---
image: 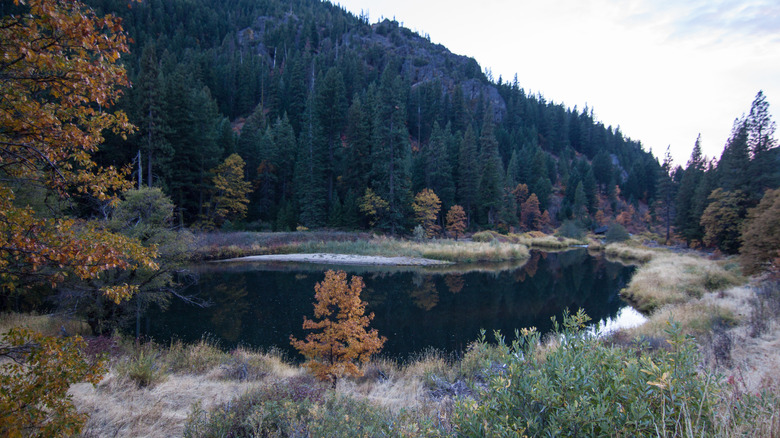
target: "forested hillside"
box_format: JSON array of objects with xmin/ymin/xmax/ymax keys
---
[
  {"xmin": 86, "ymin": 0, "xmax": 778, "ymax": 244},
  {"xmin": 85, "ymin": 0, "xmax": 659, "ymax": 233}
]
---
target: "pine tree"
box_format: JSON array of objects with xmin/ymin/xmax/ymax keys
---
[
  {"xmin": 478, "ymin": 106, "xmax": 504, "ymax": 225},
  {"xmin": 370, "ymin": 66, "xmax": 411, "ymax": 234},
  {"xmin": 675, "ymin": 135, "xmax": 706, "ymax": 245},
  {"xmin": 457, "ymin": 125, "xmax": 479, "ymax": 226},
  {"xmin": 136, "ymin": 43, "xmax": 172, "ymax": 187},
  {"xmin": 294, "ymin": 91, "xmax": 328, "ymax": 228},
  {"xmin": 342, "ymin": 94, "xmax": 373, "ymax": 196},
  {"xmin": 746, "ymin": 91, "xmax": 779, "ymax": 198},
  {"xmin": 424, "ymin": 122, "xmax": 456, "ymax": 208},
  {"xmin": 315, "ymin": 67, "xmax": 347, "ymax": 204},
  {"xmin": 658, "ymin": 147, "xmax": 677, "ymax": 244},
  {"xmin": 717, "ymin": 119, "xmax": 751, "ymax": 193}
]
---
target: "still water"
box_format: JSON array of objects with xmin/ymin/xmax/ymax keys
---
[{"xmin": 140, "ymin": 249, "xmax": 636, "ymax": 359}]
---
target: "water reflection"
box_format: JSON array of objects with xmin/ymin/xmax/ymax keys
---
[{"xmin": 140, "ymin": 249, "xmax": 635, "ymax": 359}]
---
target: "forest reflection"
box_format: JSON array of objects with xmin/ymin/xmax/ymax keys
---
[{"xmin": 140, "ymin": 249, "xmax": 635, "ymax": 359}]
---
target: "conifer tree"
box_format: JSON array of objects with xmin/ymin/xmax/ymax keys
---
[
  {"xmin": 136, "ymin": 43, "xmax": 172, "ymax": 187},
  {"xmin": 294, "ymin": 92, "xmax": 328, "ymax": 228},
  {"xmin": 315, "ymin": 67, "xmax": 347, "ymax": 204},
  {"xmin": 478, "ymin": 107, "xmax": 504, "ymax": 225},
  {"xmin": 370, "ymin": 66, "xmax": 411, "ymax": 234},
  {"xmin": 675, "ymin": 135, "xmax": 706, "ymax": 245},
  {"xmin": 343, "ymin": 95, "xmax": 373, "ymax": 196},
  {"xmin": 457, "ymin": 125, "xmax": 479, "ymax": 225},
  {"xmin": 424, "ymin": 122, "xmax": 456, "ymax": 208},
  {"xmin": 658, "ymin": 147, "xmax": 677, "ymax": 244}
]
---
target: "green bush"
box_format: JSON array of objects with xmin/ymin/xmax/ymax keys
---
[
  {"xmin": 183, "ymin": 376, "xmax": 444, "ymax": 437},
  {"xmin": 605, "ymin": 222, "xmax": 630, "ymax": 243},
  {"xmin": 118, "ymin": 347, "xmax": 166, "ymax": 388},
  {"xmin": 557, "ymin": 220, "xmax": 585, "ymax": 239},
  {"xmin": 453, "ymin": 310, "xmax": 718, "ymax": 437},
  {"xmin": 471, "ymin": 230, "xmax": 498, "ymax": 242}
]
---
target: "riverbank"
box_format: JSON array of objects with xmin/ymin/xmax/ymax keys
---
[
  {"xmin": 219, "ymin": 253, "xmax": 451, "ymax": 266},
  {"xmin": 195, "ymin": 231, "xmax": 532, "ymax": 263},
  {"xmin": 3, "ymin": 241, "xmax": 779, "ymax": 436}
]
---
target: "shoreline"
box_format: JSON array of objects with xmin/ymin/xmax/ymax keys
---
[{"xmin": 217, "ymin": 253, "xmax": 452, "ymax": 266}]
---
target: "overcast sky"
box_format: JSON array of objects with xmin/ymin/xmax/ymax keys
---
[{"xmin": 332, "ymin": 0, "xmax": 779, "ymax": 165}]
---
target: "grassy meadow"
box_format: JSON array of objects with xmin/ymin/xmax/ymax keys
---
[{"xmin": 3, "ymin": 234, "xmax": 780, "ymax": 436}]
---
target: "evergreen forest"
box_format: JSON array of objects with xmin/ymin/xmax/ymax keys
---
[{"xmin": 83, "ymin": 0, "xmax": 780, "ymax": 245}]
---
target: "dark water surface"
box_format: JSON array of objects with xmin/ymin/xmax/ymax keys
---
[{"xmin": 140, "ymin": 249, "xmax": 635, "ymax": 360}]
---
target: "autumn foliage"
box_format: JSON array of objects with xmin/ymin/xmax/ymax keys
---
[
  {"xmin": 291, "ymin": 270, "xmax": 385, "ymax": 387},
  {"xmin": 0, "ymin": 1, "xmax": 156, "ymax": 435},
  {"xmin": 201, "ymin": 153, "xmax": 252, "ymax": 229},
  {"xmin": 412, "ymin": 188, "xmax": 442, "ymax": 238},
  {"xmin": 0, "ymin": 328, "xmax": 105, "ymax": 437},
  {"xmin": 446, "ymin": 205, "xmax": 467, "ymax": 240},
  {"xmin": 740, "ymin": 188, "xmax": 780, "ymax": 275},
  {"xmin": 0, "ymin": 0, "xmax": 157, "ymax": 300}
]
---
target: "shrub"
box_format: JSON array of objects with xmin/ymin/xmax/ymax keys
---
[
  {"xmin": 453, "ymin": 310, "xmax": 718, "ymax": 437},
  {"xmin": 471, "ymin": 230, "xmax": 498, "ymax": 242},
  {"xmin": 605, "ymin": 222, "xmax": 630, "ymax": 243},
  {"xmin": 117, "ymin": 346, "xmax": 166, "ymax": 388},
  {"xmin": 557, "ymin": 220, "xmax": 585, "ymax": 239}
]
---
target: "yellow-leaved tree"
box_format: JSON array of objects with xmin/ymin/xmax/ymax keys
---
[
  {"xmin": 291, "ymin": 270, "xmax": 386, "ymax": 388},
  {"xmin": 201, "ymin": 153, "xmax": 252, "ymax": 229},
  {"xmin": 0, "ymin": 0, "xmax": 157, "ymax": 435},
  {"xmin": 413, "ymin": 188, "xmax": 442, "ymax": 238}
]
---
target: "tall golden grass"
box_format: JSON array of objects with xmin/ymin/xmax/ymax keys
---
[{"xmin": 620, "ymin": 253, "xmax": 742, "ymax": 313}]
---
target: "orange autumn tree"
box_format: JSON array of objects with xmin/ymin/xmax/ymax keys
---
[
  {"xmin": 446, "ymin": 204, "xmax": 467, "ymax": 240},
  {"xmin": 0, "ymin": 0, "xmax": 156, "ymax": 299},
  {"xmin": 291, "ymin": 270, "xmax": 386, "ymax": 388},
  {"xmin": 0, "ymin": 1, "xmax": 156, "ymax": 435}
]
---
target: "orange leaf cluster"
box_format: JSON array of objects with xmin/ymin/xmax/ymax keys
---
[
  {"xmin": 290, "ymin": 270, "xmax": 386, "ymax": 387},
  {"xmin": 0, "ymin": 0, "xmax": 155, "ymax": 295},
  {"xmin": 0, "ymin": 328, "xmax": 105, "ymax": 437},
  {"xmin": 446, "ymin": 204, "xmax": 467, "ymax": 240}
]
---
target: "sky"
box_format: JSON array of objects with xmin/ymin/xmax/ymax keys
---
[{"xmin": 331, "ymin": 0, "xmax": 780, "ymax": 165}]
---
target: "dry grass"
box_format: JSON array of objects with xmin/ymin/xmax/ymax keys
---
[
  {"xmin": 0, "ymin": 312, "xmax": 90, "ymax": 337},
  {"xmin": 73, "ymin": 371, "xmax": 265, "ymax": 438},
  {"xmin": 291, "ymin": 235, "xmax": 530, "ymax": 263},
  {"xmin": 620, "ymin": 253, "xmax": 742, "ymax": 313},
  {"xmin": 604, "ymin": 242, "xmax": 660, "ymax": 263}
]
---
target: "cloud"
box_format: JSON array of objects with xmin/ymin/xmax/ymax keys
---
[{"xmin": 621, "ymin": 0, "xmax": 780, "ymax": 45}]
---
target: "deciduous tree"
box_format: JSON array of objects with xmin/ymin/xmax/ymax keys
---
[
  {"xmin": 412, "ymin": 189, "xmax": 442, "ymax": 238},
  {"xmin": 0, "ymin": 0, "xmax": 156, "ymax": 300},
  {"xmin": 446, "ymin": 205, "xmax": 467, "ymax": 240},
  {"xmin": 290, "ymin": 270, "xmax": 385, "ymax": 388},
  {"xmin": 0, "ymin": 1, "xmax": 156, "ymax": 434},
  {"xmin": 740, "ymin": 188, "xmax": 780, "ymax": 275},
  {"xmin": 201, "ymin": 154, "xmax": 252, "ymax": 229},
  {"xmin": 701, "ymin": 189, "xmax": 748, "ymax": 254},
  {"xmin": 359, "ymin": 188, "xmax": 389, "ymax": 228}
]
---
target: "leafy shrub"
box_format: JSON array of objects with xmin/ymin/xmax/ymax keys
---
[
  {"xmin": 118, "ymin": 347, "xmax": 166, "ymax": 388},
  {"xmin": 453, "ymin": 310, "xmax": 718, "ymax": 437},
  {"xmin": 413, "ymin": 224, "xmax": 426, "ymax": 242},
  {"xmin": 471, "ymin": 230, "xmax": 498, "ymax": 242},
  {"xmin": 0, "ymin": 328, "xmax": 106, "ymax": 437},
  {"xmin": 557, "ymin": 220, "xmax": 585, "ymax": 239},
  {"xmin": 605, "ymin": 222, "xmax": 630, "ymax": 243}
]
